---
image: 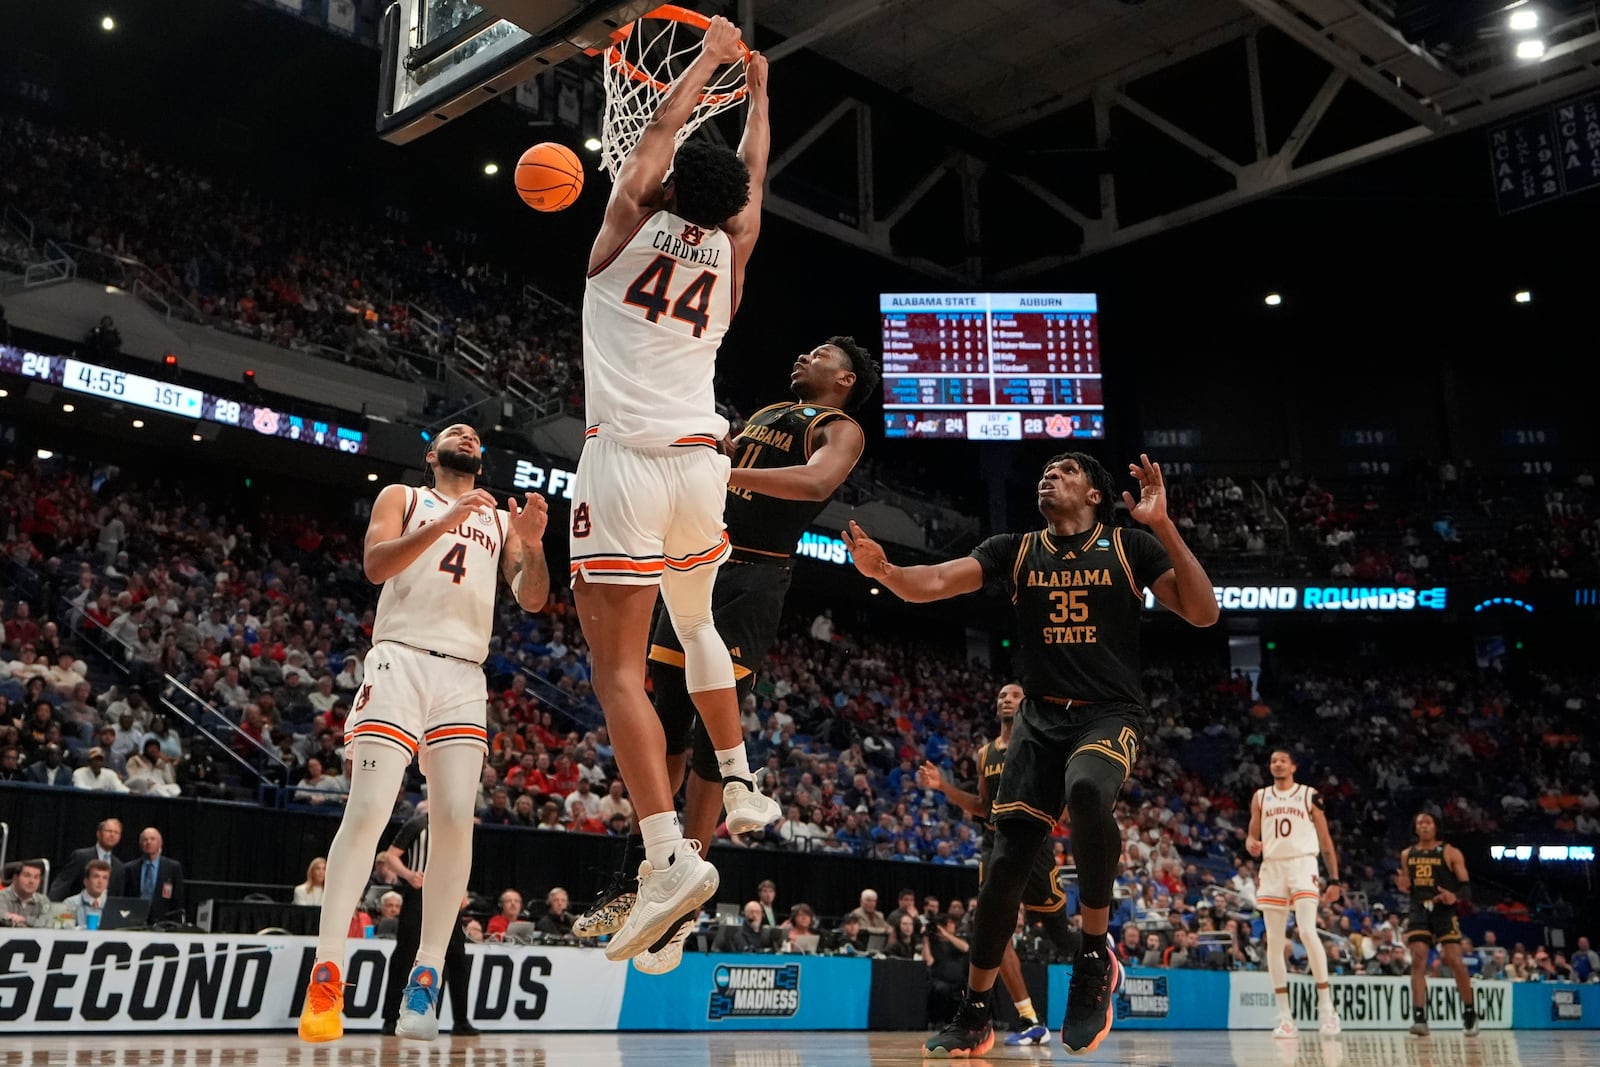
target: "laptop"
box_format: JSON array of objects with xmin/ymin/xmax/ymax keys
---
[
  {"xmin": 716, "ymin": 903, "xmax": 741, "ymax": 925},
  {"xmin": 864, "ymin": 932, "xmax": 888, "ymax": 955},
  {"xmin": 98, "ymin": 897, "xmax": 152, "ymax": 930},
  {"xmin": 789, "ymin": 933, "xmax": 820, "ymax": 955}
]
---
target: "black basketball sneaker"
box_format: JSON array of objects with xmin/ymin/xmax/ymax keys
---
[{"xmin": 573, "ymin": 872, "xmax": 637, "ymax": 939}]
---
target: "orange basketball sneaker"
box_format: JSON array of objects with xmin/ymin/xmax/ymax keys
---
[{"xmin": 298, "ymin": 961, "xmax": 345, "ymax": 1042}]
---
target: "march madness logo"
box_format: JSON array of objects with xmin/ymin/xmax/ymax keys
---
[
  {"xmin": 1115, "ymin": 975, "xmax": 1169, "ymax": 1020},
  {"xmin": 708, "ymin": 964, "xmax": 799, "ymax": 1021}
]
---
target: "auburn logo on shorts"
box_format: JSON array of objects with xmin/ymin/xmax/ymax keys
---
[
  {"xmin": 679, "ymin": 223, "xmax": 704, "ymax": 247},
  {"xmin": 572, "ymin": 502, "xmax": 593, "ymax": 538},
  {"xmin": 353, "ymin": 683, "xmax": 373, "ymax": 713}
]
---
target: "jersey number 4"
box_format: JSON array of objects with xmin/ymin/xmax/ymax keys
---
[
  {"xmin": 438, "ymin": 544, "xmax": 468, "ymax": 584},
  {"xmin": 623, "ymin": 254, "xmax": 718, "ymax": 337}
]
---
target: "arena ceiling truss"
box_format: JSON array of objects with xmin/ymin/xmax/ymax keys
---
[{"xmin": 722, "ymin": 0, "xmax": 1600, "ymax": 280}]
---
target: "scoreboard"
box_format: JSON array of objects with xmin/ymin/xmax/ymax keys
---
[{"xmin": 880, "ymin": 292, "xmax": 1105, "ymax": 441}]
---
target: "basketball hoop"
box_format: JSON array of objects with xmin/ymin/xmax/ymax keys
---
[{"xmin": 599, "ymin": 5, "xmax": 752, "ymax": 179}]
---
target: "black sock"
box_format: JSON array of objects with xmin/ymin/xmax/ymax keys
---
[
  {"xmin": 1413, "ymin": 1005, "xmax": 1426, "ymax": 1023},
  {"xmin": 1463, "ymin": 1002, "xmax": 1477, "ymax": 1019},
  {"xmin": 965, "ymin": 986, "xmax": 991, "ymax": 1013}
]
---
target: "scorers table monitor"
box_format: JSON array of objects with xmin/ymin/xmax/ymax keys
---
[{"xmin": 881, "ymin": 292, "xmax": 1105, "ymax": 442}]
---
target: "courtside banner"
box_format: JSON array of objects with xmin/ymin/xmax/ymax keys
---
[
  {"xmin": 1228, "ymin": 973, "xmax": 1512, "ymax": 1030},
  {"xmin": 1048, "ymin": 966, "xmax": 1230, "ymax": 1030},
  {"xmin": 0, "ymin": 932, "xmax": 625, "ymax": 1032},
  {"xmin": 1512, "ymin": 982, "xmax": 1600, "ymax": 1028},
  {"xmin": 618, "ymin": 953, "xmax": 870, "ymax": 1030}
]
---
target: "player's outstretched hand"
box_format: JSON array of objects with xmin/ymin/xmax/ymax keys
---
[
  {"xmin": 915, "ymin": 761, "xmax": 944, "ymax": 791},
  {"xmin": 507, "ymin": 492, "xmax": 549, "ymax": 544},
  {"xmin": 1121, "ymin": 453, "xmax": 1169, "ymax": 527},
  {"xmin": 701, "ymin": 15, "xmax": 744, "ymax": 65},
  {"xmin": 842, "ymin": 520, "xmax": 889, "ymax": 578},
  {"xmin": 746, "ymin": 51, "xmax": 768, "ymax": 97},
  {"xmin": 442, "ymin": 488, "xmax": 499, "ymax": 528}
]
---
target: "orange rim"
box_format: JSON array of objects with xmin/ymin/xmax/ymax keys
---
[{"xmin": 606, "ymin": 4, "xmax": 751, "ymax": 106}]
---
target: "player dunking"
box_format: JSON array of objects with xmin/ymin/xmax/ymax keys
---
[
  {"xmin": 1245, "ymin": 748, "xmax": 1343, "ymax": 1037},
  {"xmin": 918, "ymin": 682, "xmax": 1090, "ymax": 1046},
  {"xmin": 844, "ymin": 453, "xmax": 1218, "ymax": 1056},
  {"xmin": 571, "ymin": 15, "xmax": 778, "ymax": 961},
  {"xmin": 575, "ymin": 337, "xmax": 876, "ymax": 972},
  {"xmin": 298, "ymin": 424, "xmax": 549, "ymax": 1042},
  {"xmin": 1396, "ymin": 811, "xmax": 1478, "ymax": 1036}
]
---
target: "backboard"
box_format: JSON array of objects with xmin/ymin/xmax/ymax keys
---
[{"xmin": 377, "ymin": 0, "xmax": 654, "ymax": 144}]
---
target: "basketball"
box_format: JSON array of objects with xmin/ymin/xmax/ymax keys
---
[{"xmin": 515, "ymin": 142, "xmax": 584, "ymax": 212}]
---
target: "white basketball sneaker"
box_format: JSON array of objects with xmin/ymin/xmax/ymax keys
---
[
  {"xmin": 632, "ymin": 911, "xmax": 698, "ymax": 975},
  {"xmin": 723, "ymin": 778, "xmax": 781, "ymax": 834},
  {"xmin": 1319, "ymin": 1013, "xmax": 1342, "ymax": 1036},
  {"xmin": 1273, "ymin": 1018, "xmax": 1299, "ymax": 1039},
  {"xmin": 604, "ymin": 840, "xmax": 718, "ymax": 961}
]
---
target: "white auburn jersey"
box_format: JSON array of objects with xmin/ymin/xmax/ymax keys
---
[
  {"xmin": 371, "ymin": 486, "xmax": 506, "ymax": 664},
  {"xmin": 582, "ymin": 208, "xmax": 734, "ymax": 448},
  {"xmin": 1256, "ymin": 783, "xmax": 1321, "ymax": 861}
]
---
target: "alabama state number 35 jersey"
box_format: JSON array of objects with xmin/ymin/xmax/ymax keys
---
[
  {"xmin": 583, "ymin": 209, "xmax": 735, "ymax": 448},
  {"xmin": 372, "ymin": 486, "xmax": 506, "ymax": 664}
]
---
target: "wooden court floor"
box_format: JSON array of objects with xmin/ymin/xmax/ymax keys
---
[{"xmin": 1, "ymin": 1030, "xmax": 1588, "ymax": 1067}]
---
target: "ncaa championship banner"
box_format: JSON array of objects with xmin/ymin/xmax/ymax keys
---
[
  {"xmin": 0, "ymin": 931, "xmax": 625, "ymax": 1033},
  {"xmin": 619, "ymin": 953, "xmax": 870, "ymax": 1031},
  {"xmin": 1228, "ymin": 973, "xmax": 1512, "ymax": 1031}
]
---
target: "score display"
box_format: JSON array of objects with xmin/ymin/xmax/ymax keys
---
[
  {"xmin": 881, "ymin": 292, "xmax": 1106, "ymax": 441},
  {"xmin": 0, "ymin": 346, "xmax": 368, "ymax": 454}
]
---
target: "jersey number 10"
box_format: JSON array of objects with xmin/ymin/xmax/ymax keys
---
[{"xmin": 624, "ymin": 254, "xmax": 718, "ymax": 338}]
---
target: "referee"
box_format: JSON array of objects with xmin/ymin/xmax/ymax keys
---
[
  {"xmin": 845, "ymin": 452, "xmax": 1218, "ymax": 1056},
  {"xmin": 376, "ymin": 812, "xmax": 477, "ymax": 1035}
]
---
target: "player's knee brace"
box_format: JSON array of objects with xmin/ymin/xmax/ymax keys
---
[
  {"xmin": 661, "ymin": 571, "xmax": 735, "ymax": 694},
  {"xmin": 971, "ymin": 820, "xmax": 1051, "ymax": 969},
  {"xmin": 1063, "ymin": 755, "xmax": 1126, "ymax": 908}
]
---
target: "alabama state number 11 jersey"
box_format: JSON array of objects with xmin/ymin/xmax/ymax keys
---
[
  {"xmin": 372, "ymin": 486, "xmax": 506, "ymax": 664},
  {"xmin": 583, "ymin": 209, "xmax": 735, "ymax": 448}
]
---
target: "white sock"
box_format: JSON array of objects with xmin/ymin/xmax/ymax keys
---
[
  {"xmin": 640, "ymin": 811, "xmax": 683, "ymax": 869},
  {"xmin": 1275, "ymin": 989, "xmax": 1291, "ymax": 1022},
  {"xmin": 1014, "ymin": 997, "xmax": 1038, "ymax": 1025},
  {"xmin": 714, "ymin": 745, "xmax": 751, "ymax": 784},
  {"xmin": 415, "ymin": 950, "xmax": 443, "ymax": 973}
]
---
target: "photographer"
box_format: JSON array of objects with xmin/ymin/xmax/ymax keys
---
[{"xmin": 923, "ymin": 912, "xmax": 970, "ymax": 1022}]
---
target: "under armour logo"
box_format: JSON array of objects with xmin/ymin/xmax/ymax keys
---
[
  {"xmin": 679, "ymin": 224, "xmax": 704, "ymax": 247},
  {"xmin": 376, "ymin": 662, "xmax": 392, "ymax": 671},
  {"xmin": 361, "ymin": 759, "xmax": 377, "ymax": 770}
]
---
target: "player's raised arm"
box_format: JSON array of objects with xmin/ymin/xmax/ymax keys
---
[
  {"xmin": 501, "ymin": 492, "xmax": 551, "ymax": 612},
  {"xmin": 1126, "ymin": 453, "xmax": 1220, "ymax": 628},
  {"xmin": 729, "ymin": 418, "xmax": 862, "ymax": 501},
  {"xmin": 842, "ymin": 521, "xmax": 984, "ymax": 603},
  {"xmin": 601, "ymin": 15, "xmax": 745, "ymax": 228},
  {"xmin": 722, "ymin": 51, "xmax": 768, "ymax": 260}
]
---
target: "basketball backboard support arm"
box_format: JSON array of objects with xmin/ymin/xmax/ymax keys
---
[{"xmin": 377, "ymin": 0, "xmax": 653, "ymax": 144}]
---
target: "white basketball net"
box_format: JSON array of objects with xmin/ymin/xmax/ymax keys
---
[{"xmin": 600, "ymin": 10, "xmax": 749, "ymax": 179}]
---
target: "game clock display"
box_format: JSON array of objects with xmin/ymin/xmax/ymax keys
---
[
  {"xmin": 0, "ymin": 346, "xmax": 368, "ymax": 454},
  {"xmin": 880, "ymin": 292, "xmax": 1106, "ymax": 441}
]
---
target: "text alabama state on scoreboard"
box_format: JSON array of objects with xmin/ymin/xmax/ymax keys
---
[{"xmin": 880, "ymin": 292, "xmax": 1106, "ymax": 441}]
